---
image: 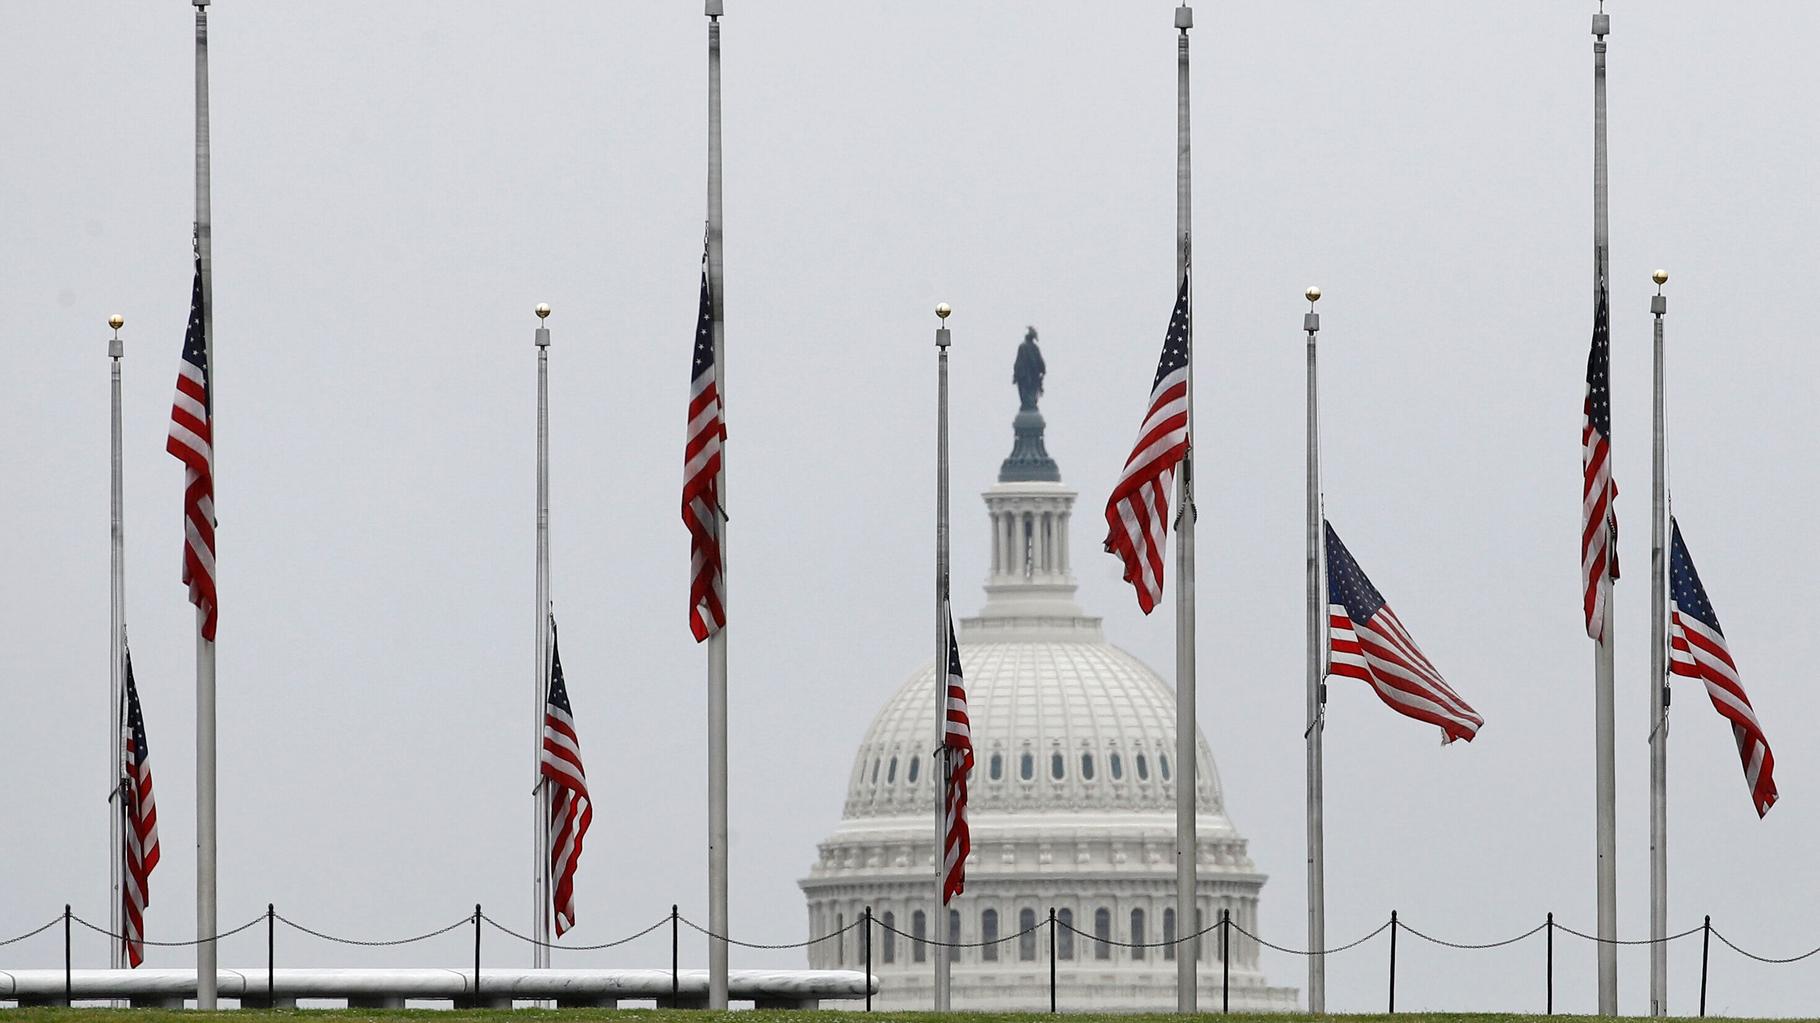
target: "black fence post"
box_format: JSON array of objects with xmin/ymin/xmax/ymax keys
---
[
  {"xmin": 1221, "ymin": 908, "xmax": 1231, "ymax": 1014},
  {"xmin": 1545, "ymin": 911, "xmax": 1554, "ymax": 1015},
  {"xmin": 267, "ymin": 903, "xmax": 276, "ymax": 1007},
  {"xmin": 671, "ymin": 904, "xmax": 680, "ymax": 1006},
  {"xmin": 62, "ymin": 904, "xmax": 71, "ymax": 1007},
  {"xmin": 1047, "ymin": 907, "xmax": 1057, "ymax": 1014},
  {"xmin": 472, "ymin": 904, "xmax": 482, "ymax": 1007},
  {"xmin": 1700, "ymin": 914, "xmax": 1712, "ymax": 1017},
  {"xmin": 864, "ymin": 906, "xmax": 873, "ymax": 1012},
  {"xmin": 1387, "ymin": 909, "xmax": 1398, "ymax": 1014}
]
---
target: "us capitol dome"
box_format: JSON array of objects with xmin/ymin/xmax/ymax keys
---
[{"xmin": 799, "ymin": 333, "xmax": 1295, "ymax": 1011}]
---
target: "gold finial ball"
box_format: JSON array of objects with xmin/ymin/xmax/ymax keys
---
[
  {"xmin": 1305, "ymin": 286, "xmax": 1322, "ymax": 303},
  {"xmin": 108, "ymin": 314, "xmax": 125, "ymax": 330},
  {"xmin": 935, "ymin": 303, "xmax": 952, "ymax": 320},
  {"xmin": 535, "ymin": 303, "xmax": 552, "ymax": 320},
  {"xmin": 1652, "ymin": 269, "xmax": 1669, "ymax": 286}
]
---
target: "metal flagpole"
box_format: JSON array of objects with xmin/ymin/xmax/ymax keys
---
[
  {"xmin": 108, "ymin": 314, "xmax": 127, "ymax": 972},
  {"xmin": 192, "ymin": 0, "xmax": 219, "ymax": 1008},
  {"xmin": 1171, "ymin": 4, "xmax": 1198, "ymax": 1014},
  {"xmin": 533, "ymin": 303, "xmax": 553, "ymax": 970},
  {"xmin": 1302, "ymin": 287, "xmax": 1326, "ymax": 1014},
  {"xmin": 932, "ymin": 304, "xmax": 954, "ymax": 1012},
  {"xmin": 704, "ymin": 0, "xmax": 730, "ymax": 1008},
  {"xmin": 1648, "ymin": 268, "xmax": 1670, "ymax": 1015},
  {"xmin": 1590, "ymin": 6, "xmax": 1618, "ymax": 1014}
]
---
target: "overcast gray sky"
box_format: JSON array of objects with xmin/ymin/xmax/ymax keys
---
[{"xmin": 3, "ymin": 1, "xmax": 1818, "ymax": 1015}]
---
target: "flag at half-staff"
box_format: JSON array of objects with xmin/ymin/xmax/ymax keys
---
[
  {"xmin": 120, "ymin": 649, "xmax": 160, "ymax": 967},
  {"xmin": 1324, "ymin": 521, "xmax": 1482, "ymax": 743},
  {"xmin": 166, "ymin": 246, "xmax": 216, "ymax": 641},
  {"xmin": 1667, "ymin": 520, "xmax": 1778, "ymax": 816},
  {"xmin": 941, "ymin": 613, "xmax": 973, "ymax": 903},
  {"xmin": 683, "ymin": 248, "xmax": 726, "ymax": 641},
  {"xmin": 1104, "ymin": 271, "xmax": 1191, "ymax": 613},
  {"xmin": 1582, "ymin": 283, "xmax": 1618, "ymax": 641},
  {"xmin": 540, "ymin": 616, "xmax": 592, "ymax": 935}
]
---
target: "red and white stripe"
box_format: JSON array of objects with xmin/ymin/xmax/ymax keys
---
[
  {"xmin": 121, "ymin": 661, "xmax": 159, "ymax": 967},
  {"xmin": 941, "ymin": 620, "xmax": 973, "ymax": 904},
  {"xmin": 1329, "ymin": 603, "xmax": 1483, "ymax": 744},
  {"xmin": 541, "ymin": 711, "xmax": 590, "ymax": 934},
  {"xmin": 1581, "ymin": 415, "xmax": 1615, "ymax": 641},
  {"xmin": 683, "ymin": 265, "xmax": 726, "ymax": 642},
  {"xmin": 167, "ymin": 264, "xmax": 217, "ymax": 642},
  {"xmin": 1103, "ymin": 277, "xmax": 1191, "ymax": 615},
  {"xmin": 1670, "ymin": 607, "xmax": 1777, "ymax": 817}
]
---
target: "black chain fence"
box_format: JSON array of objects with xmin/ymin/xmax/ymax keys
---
[{"xmin": 3, "ymin": 903, "xmax": 1815, "ymax": 1015}]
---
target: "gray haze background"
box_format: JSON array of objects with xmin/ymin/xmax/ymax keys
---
[{"xmin": 3, "ymin": 1, "xmax": 1817, "ymax": 1014}]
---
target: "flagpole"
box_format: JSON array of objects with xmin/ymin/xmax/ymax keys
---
[
  {"xmin": 108, "ymin": 314, "xmax": 127, "ymax": 972},
  {"xmin": 1648, "ymin": 268, "xmax": 1670, "ymax": 1015},
  {"xmin": 533, "ymin": 303, "xmax": 553, "ymax": 970},
  {"xmin": 1590, "ymin": 6, "xmax": 1618, "ymax": 1014},
  {"xmin": 932, "ymin": 303, "xmax": 953, "ymax": 1012},
  {"xmin": 704, "ymin": 0, "xmax": 730, "ymax": 1008},
  {"xmin": 1171, "ymin": 4, "xmax": 1198, "ymax": 1014},
  {"xmin": 1302, "ymin": 287, "xmax": 1326, "ymax": 1014},
  {"xmin": 192, "ymin": 0, "xmax": 219, "ymax": 1008}
]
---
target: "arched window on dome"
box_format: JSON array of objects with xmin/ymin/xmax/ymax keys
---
[
  {"xmin": 1093, "ymin": 908, "xmax": 1112, "ymax": 960},
  {"xmin": 908, "ymin": 757, "xmax": 920, "ymax": 784},
  {"xmin": 1136, "ymin": 753, "xmax": 1151, "ymax": 781},
  {"xmin": 989, "ymin": 752, "xmax": 1003, "ymax": 781},
  {"xmin": 1019, "ymin": 752, "xmax": 1035, "ymax": 781},
  {"xmin": 1080, "ymin": 752, "xmax": 1095, "ymax": 781},
  {"xmin": 1050, "ymin": 751, "xmax": 1065, "ymax": 780},
  {"xmin": 1057, "ymin": 908, "xmax": 1075, "ymax": 960},
  {"xmin": 1159, "ymin": 753, "xmax": 1172, "ymax": 781},
  {"xmin": 1019, "ymin": 909, "xmax": 1038, "ymax": 961},
  {"xmin": 1130, "ymin": 908, "xmax": 1147, "ymax": 960},
  {"xmin": 912, "ymin": 910, "xmax": 927, "ymax": 963},
  {"xmin": 881, "ymin": 911, "xmax": 896, "ymax": 963},
  {"xmin": 949, "ymin": 909, "xmax": 961, "ymax": 962},
  {"xmin": 1109, "ymin": 752, "xmax": 1123, "ymax": 780},
  {"xmin": 836, "ymin": 912, "xmax": 845, "ymax": 966},
  {"xmin": 871, "ymin": 759, "xmax": 880, "ymax": 785},
  {"xmin": 981, "ymin": 909, "xmax": 999, "ymax": 962},
  {"xmin": 887, "ymin": 757, "xmax": 897, "ymax": 784},
  {"xmin": 1163, "ymin": 908, "xmax": 1177, "ymax": 961}
]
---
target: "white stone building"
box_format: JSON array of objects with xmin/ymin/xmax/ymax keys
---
[{"xmin": 800, "ymin": 373, "xmax": 1297, "ymax": 1011}]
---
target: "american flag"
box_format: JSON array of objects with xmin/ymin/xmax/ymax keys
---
[
  {"xmin": 683, "ymin": 253, "xmax": 726, "ymax": 641},
  {"xmin": 166, "ymin": 248, "xmax": 217, "ymax": 641},
  {"xmin": 1325, "ymin": 521, "xmax": 1483, "ymax": 743},
  {"xmin": 941, "ymin": 611, "xmax": 973, "ymax": 904},
  {"xmin": 1668, "ymin": 519, "xmax": 1778, "ymax": 817},
  {"xmin": 120, "ymin": 649, "xmax": 160, "ymax": 967},
  {"xmin": 1582, "ymin": 283, "xmax": 1618, "ymax": 642},
  {"xmin": 540, "ymin": 616, "xmax": 592, "ymax": 935},
  {"xmin": 1104, "ymin": 272, "xmax": 1191, "ymax": 614}
]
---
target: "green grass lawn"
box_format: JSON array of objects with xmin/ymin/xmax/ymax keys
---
[{"xmin": 0, "ymin": 1004, "xmax": 1805, "ymax": 1012}]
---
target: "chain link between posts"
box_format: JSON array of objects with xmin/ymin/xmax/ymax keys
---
[
  {"xmin": 274, "ymin": 912, "xmax": 471, "ymax": 947},
  {"xmin": 70, "ymin": 912, "xmax": 264, "ymax": 947},
  {"xmin": 678, "ymin": 913, "xmax": 868, "ymax": 951},
  {"xmin": 0, "ymin": 918, "xmax": 61, "ymax": 948},
  {"xmin": 481, "ymin": 912, "xmax": 669, "ymax": 951},
  {"xmin": 1556, "ymin": 921, "xmax": 1704, "ymax": 946},
  {"xmin": 873, "ymin": 916, "xmax": 1043, "ymax": 950},
  {"xmin": 1398, "ymin": 919, "xmax": 1549, "ymax": 950},
  {"xmin": 1231, "ymin": 918, "xmax": 1393, "ymax": 956},
  {"xmin": 1711, "ymin": 928, "xmax": 1820, "ymax": 965}
]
